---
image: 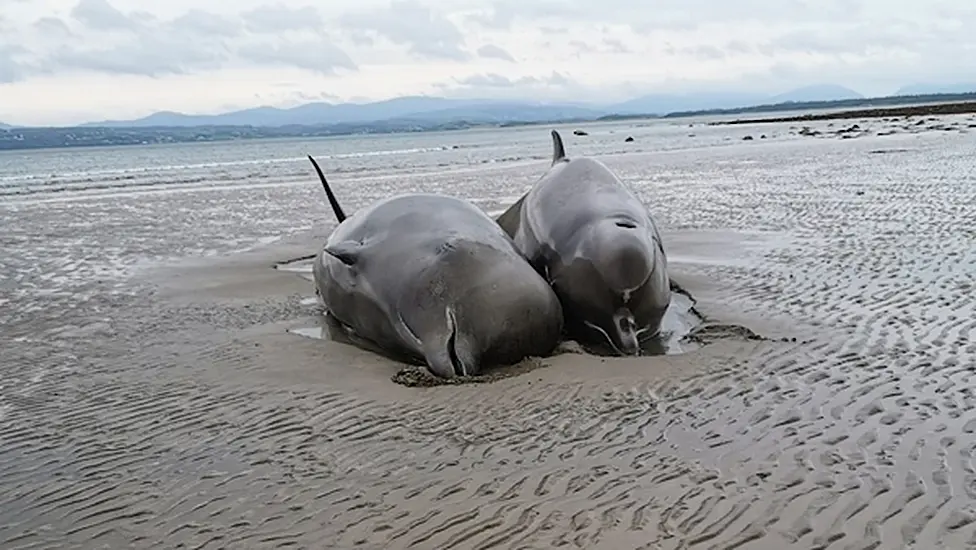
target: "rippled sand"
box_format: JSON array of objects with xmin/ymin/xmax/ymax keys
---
[{"xmin": 2, "ymin": 116, "xmax": 976, "ymax": 549}]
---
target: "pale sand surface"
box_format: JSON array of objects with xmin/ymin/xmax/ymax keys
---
[{"xmin": 2, "ymin": 117, "xmax": 976, "ymax": 549}]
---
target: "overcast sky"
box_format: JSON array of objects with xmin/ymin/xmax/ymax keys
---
[{"xmin": 1, "ymin": 0, "xmax": 974, "ymax": 125}]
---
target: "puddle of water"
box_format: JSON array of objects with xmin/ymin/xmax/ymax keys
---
[
  {"xmin": 570, "ymin": 288, "xmax": 705, "ymax": 357},
  {"xmin": 274, "ymin": 256, "xmax": 315, "ymax": 282},
  {"xmin": 657, "ymin": 290, "xmax": 705, "ymax": 354},
  {"xmin": 290, "ymin": 325, "xmax": 327, "ymax": 339},
  {"xmin": 288, "ymin": 310, "xmax": 424, "ymax": 367},
  {"xmin": 287, "ymin": 306, "xmax": 343, "ymax": 340}
]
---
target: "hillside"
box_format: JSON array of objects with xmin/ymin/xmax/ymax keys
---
[
  {"xmin": 71, "ymin": 84, "xmax": 863, "ymax": 129},
  {"xmin": 83, "ymin": 98, "xmax": 602, "ymax": 128},
  {"xmin": 896, "ymin": 83, "xmax": 976, "ymax": 96},
  {"xmin": 656, "ymin": 91, "xmax": 976, "ymax": 120},
  {"xmin": 0, "ymin": 113, "xmax": 592, "ymax": 151},
  {"xmin": 606, "ymin": 92, "xmax": 766, "ymax": 115},
  {"xmin": 388, "ymin": 103, "xmax": 603, "ymax": 123},
  {"xmin": 606, "ymin": 84, "xmax": 863, "ymax": 115},
  {"xmin": 4, "ymin": 84, "xmax": 975, "ymax": 151},
  {"xmin": 768, "ymin": 84, "xmax": 863, "ymax": 103}
]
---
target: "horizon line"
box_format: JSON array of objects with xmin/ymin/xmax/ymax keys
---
[{"xmin": 2, "ymin": 87, "xmax": 975, "ymax": 131}]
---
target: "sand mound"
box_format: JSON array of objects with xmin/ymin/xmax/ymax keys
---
[{"xmin": 392, "ymin": 357, "xmax": 550, "ymax": 387}]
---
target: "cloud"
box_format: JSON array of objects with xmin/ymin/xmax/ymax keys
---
[
  {"xmin": 469, "ymin": 0, "xmax": 860, "ymax": 32},
  {"xmin": 241, "ymin": 3, "xmax": 324, "ymax": 33},
  {"xmin": 7, "ymin": 0, "xmax": 976, "ymax": 91},
  {"xmin": 340, "ymin": 0, "xmax": 470, "ymax": 61},
  {"xmin": 171, "ymin": 10, "xmax": 242, "ymax": 37},
  {"xmin": 435, "ymin": 70, "xmax": 598, "ymax": 104},
  {"xmin": 0, "ymin": 46, "xmax": 23, "ymax": 84},
  {"xmin": 46, "ymin": 35, "xmax": 228, "ymax": 77},
  {"xmin": 465, "ymin": 7, "xmax": 514, "ymax": 30},
  {"xmin": 476, "ymin": 44, "xmax": 515, "ymax": 62},
  {"xmin": 34, "ymin": 16, "xmax": 74, "ymax": 37},
  {"xmin": 4, "ymin": 0, "xmax": 976, "ymax": 126},
  {"xmin": 566, "ymin": 38, "xmax": 631, "ymax": 57},
  {"xmin": 3, "ymin": 0, "xmax": 357, "ymax": 80},
  {"xmin": 237, "ymin": 38, "xmax": 356, "ymax": 74},
  {"xmin": 70, "ymin": 0, "xmax": 136, "ymax": 31},
  {"xmin": 454, "ymin": 72, "xmax": 571, "ymax": 88}
]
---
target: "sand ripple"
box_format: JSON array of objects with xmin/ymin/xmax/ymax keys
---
[{"xmin": 1, "ymin": 119, "xmax": 975, "ymax": 548}]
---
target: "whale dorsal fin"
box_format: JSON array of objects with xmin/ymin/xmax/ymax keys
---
[
  {"xmin": 551, "ymin": 130, "xmax": 567, "ymax": 165},
  {"xmin": 307, "ymin": 154, "xmax": 347, "ymax": 223},
  {"xmin": 495, "ymin": 129, "xmax": 566, "ymax": 236}
]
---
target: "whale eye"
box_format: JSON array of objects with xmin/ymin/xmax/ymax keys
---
[{"xmin": 615, "ymin": 221, "xmax": 637, "ymax": 229}]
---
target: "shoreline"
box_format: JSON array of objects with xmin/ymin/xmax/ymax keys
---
[
  {"xmin": 711, "ymin": 99, "xmax": 976, "ymax": 125},
  {"xmin": 5, "ymin": 91, "xmax": 976, "ymax": 153}
]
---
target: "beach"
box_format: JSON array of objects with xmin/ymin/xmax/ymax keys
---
[{"xmin": 2, "ymin": 114, "xmax": 975, "ymax": 549}]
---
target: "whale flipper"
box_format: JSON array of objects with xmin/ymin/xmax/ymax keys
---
[
  {"xmin": 323, "ymin": 240, "xmax": 361, "ymax": 265},
  {"xmin": 495, "ymin": 194, "xmax": 526, "ymax": 238}
]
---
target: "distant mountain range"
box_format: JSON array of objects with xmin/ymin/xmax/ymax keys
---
[
  {"xmin": 76, "ymin": 84, "xmax": 869, "ymax": 129},
  {"xmin": 0, "ymin": 122, "xmax": 9, "ymax": 130},
  {"xmin": 608, "ymin": 84, "xmax": 864, "ymax": 115},
  {"xmin": 82, "ymin": 98, "xmax": 604, "ymax": 129},
  {"xmin": 896, "ymin": 83, "xmax": 976, "ymax": 96},
  {"xmin": 3, "ymin": 83, "xmax": 974, "ymax": 130},
  {"xmin": 4, "ymin": 85, "xmax": 976, "ymax": 152}
]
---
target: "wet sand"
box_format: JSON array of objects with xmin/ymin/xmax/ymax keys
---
[{"xmin": 2, "ymin": 116, "xmax": 976, "ymax": 549}]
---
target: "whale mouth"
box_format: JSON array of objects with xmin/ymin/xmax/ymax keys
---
[
  {"xmin": 583, "ymin": 320, "xmax": 636, "ymax": 356},
  {"xmin": 446, "ymin": 309, "xmax": 467, "ymax": 377},
  {"xmin": 615, "ymin": 315, "xmax": 639, "ymax": 352}
]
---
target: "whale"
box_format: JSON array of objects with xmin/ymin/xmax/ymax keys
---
[
  {"xmin": 308, "ymin": 155, "xmax": 564, "ymax": 377},
  {"xmin": 495, "ymin": 130, "xmax": 671, "ymax": 355}
]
